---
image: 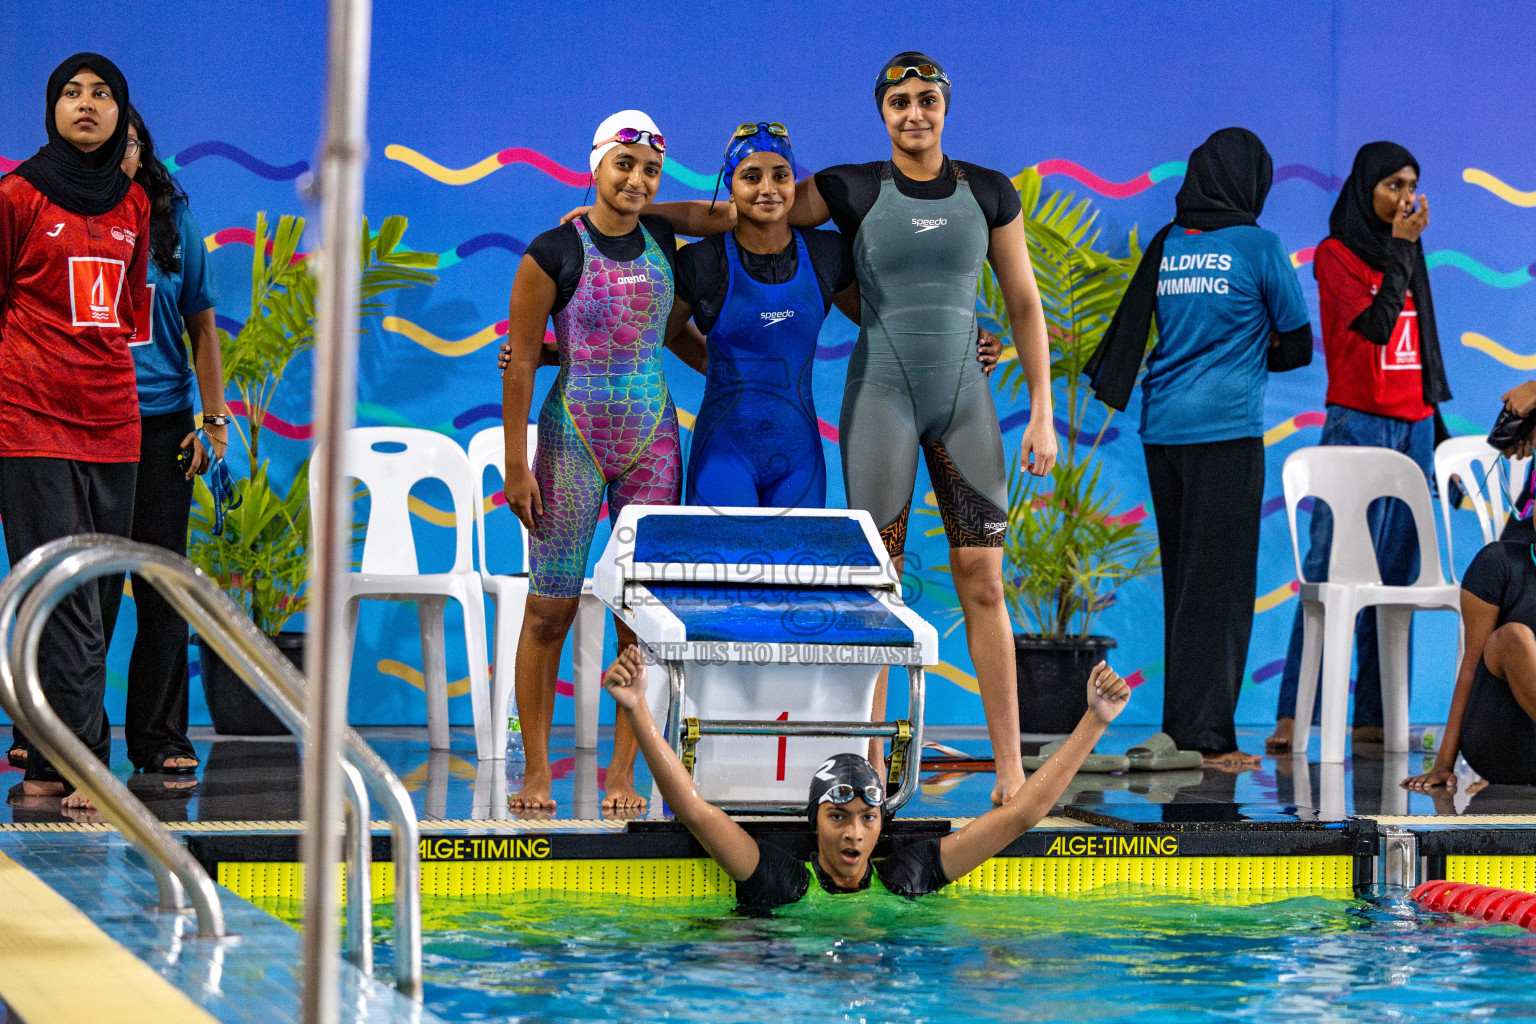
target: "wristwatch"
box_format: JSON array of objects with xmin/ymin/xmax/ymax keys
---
[{"xmin": 201, "ymin": 413, "xmax": 231, "ymax": 428}]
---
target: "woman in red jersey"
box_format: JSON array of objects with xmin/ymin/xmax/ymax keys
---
[{"xmin": 1, "ymin": 54, "xmax": 150, "ymax": 808}]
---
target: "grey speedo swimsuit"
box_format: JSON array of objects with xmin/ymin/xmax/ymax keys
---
[{"xmin": 841, "ymin": 162, "xmax": 1009, "ymax": 557}]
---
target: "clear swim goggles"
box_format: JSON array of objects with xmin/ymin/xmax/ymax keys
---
[
  {"xmin": 819, "ymin": 783, "xmax": 885, "ymax": 807},
  {"xmin": 593, "ymin": 127, "xmax": 666, "ymax": 154}
]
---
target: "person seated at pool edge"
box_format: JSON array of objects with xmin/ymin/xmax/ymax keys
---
[{"xmin": 602, "ymin": 644, "xmax": 1131, "ymax": 906}]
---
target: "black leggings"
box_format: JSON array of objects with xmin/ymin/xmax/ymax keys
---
[
  {"xmin": 126, "ymin": 408, "xmax": 198, "ymax": 769},
  {"xmin": 1461, "ymin": 659, "xmax": 1536, "ymax": 785},
  {"xmin": 1143, "ymin": 438, "xmax": 1265, "ymax": 754},
  {"xmin": 0, "ymin": 456, "xmax": 136, "ymax": 783}
]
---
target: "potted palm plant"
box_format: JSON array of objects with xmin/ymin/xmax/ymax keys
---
[
  {"xmin": 924, "ymin": 168, "xmax": 1159, "ymax": 732},
  {"xmin": 189, "ymin": 212, "xmax": 436, "ymax": 733}
]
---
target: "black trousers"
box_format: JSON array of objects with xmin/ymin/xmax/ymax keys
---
[
  {"xmin": 0, "ymin": 456, "xmax": 136, "ymax": 782},
  {"xmin": 126, "ymin": 409, "xmax": 197, "ymax": 769},
  {"xmin": 1144, "ymin": 438, "xmax": 1264, "ymax": 754}
]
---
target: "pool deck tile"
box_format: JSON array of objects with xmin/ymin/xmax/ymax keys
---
[{"xmin": 0, "ymin": 831, "xmax": 445, "ymax": 1024}]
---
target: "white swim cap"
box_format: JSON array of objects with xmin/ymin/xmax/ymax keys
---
[{"xmin": 589, "ymin": 109, "xmax": 663, "ymax": 174}]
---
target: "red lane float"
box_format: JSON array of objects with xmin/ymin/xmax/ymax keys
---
[{"xmin": 1411, "ymin": 880, "xmax": 1536, "ymax": 930}]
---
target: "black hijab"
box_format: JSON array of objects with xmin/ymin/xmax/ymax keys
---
[
  {"xmin": 1086, "ymin": 128, "xmax": 1274, "ymax": 411},
  {"xmin": 1327, "ymin": 141, "xmax": 1449, "ymax": 405},
  {"xmin": 7, "ymin": 53, "xmax": 133, "ymax": 217}
]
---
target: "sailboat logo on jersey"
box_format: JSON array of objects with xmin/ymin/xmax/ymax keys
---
[{"xmin": 68, "ymin": 257, "xmax": 126, "ymax": 328}]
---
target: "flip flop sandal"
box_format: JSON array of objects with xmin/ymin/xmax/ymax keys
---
[
  {"xmin": 141, "ymin": 748, "xmax": 200, "ymax": 776},
  {"xmin": 1022, "ymin": 739, "xmax": 1129, "ymax": 773},
  {"xmin": 1127, "ymin": 768, "xmax": 1206, "ymax": 803},
  {"xmin": 1125, "ymin": 732, "xmax": 1203, "ymax": 771}
]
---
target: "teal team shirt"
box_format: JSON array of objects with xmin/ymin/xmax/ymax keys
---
[
  {"xmin": 1139, "ymin": 225, "xmax": 1308, "ymax": 445},
  {"xmin": 129, "ymin": 200, "xmax": 220, "ymax": 416}
]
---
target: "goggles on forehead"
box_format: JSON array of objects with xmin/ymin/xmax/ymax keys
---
[
  {"xmin": 594, "ymin": 127, "xmax": 666, "ymax": 154},
  {"xmin": 733, "ymin": 121, "xmax": 790, "ymax": 140},
  {"xmin": 883, "ymin": 63, "xmax": 949, "ymax": 86},
  {"xmin": 819, "ymin": 783, "xmax": 885, "ymax": 807}
]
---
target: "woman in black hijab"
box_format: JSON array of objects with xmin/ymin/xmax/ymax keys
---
[
  {"xmin": 1089, "ymin": 128, "xmax": 1313, "ymax": 768},
  {"xmin": 1268, "ymin": 142, "xmax": 1448, "ymax": 753},
  {"xmin": 1, "ymin": 54, "xmax": 149, "ymax": 808}
]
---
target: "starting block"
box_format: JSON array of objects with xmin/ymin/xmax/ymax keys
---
[{"xmin": 592, "ymin": 506, "xmax": 938, "ymax": 813}]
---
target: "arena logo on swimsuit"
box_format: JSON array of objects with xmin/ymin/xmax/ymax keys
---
[
  {"xmin": 616, "ymin": 273, "xmax": 649, "ymax": 285},
  {"xmin": 911, "ymin": 217, "xmax": 948, "ymax": 233}
]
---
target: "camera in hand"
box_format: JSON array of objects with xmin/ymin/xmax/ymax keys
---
[{"xmin": 1488, "ymin": 404, "xmax": 1536, "ymax": 454}]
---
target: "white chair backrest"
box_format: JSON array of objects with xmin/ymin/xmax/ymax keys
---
[
  {"xmin": 315, "ymin": 426, "xmax": 477, "ymax": 576},
  {"xmin": 466, "ymin": 423, "xmax": 538, "ymax": 574},
  {"xmin": 1282, "ymin": 446, "xmax": 1446, "ymax": 588},
  {"xmin": 1434, "ymin": 436, "xmax": 1506, "ymax": 545}
]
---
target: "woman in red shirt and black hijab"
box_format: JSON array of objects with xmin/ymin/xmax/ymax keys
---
[
  {"xmin": 1267, "ymin": 141, "xmax": 1451, "ymax": 753},
  {"xmin": 1, "ymin": 53, "xmax": 150, "ymax": 807}
]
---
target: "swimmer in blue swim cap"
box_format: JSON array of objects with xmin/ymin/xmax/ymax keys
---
[{"xmin": 602, "ymin": 644, "xmax": 1131, "ymax": 908}]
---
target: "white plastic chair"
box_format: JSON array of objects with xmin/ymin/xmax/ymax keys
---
[
  {"xmin": 465, "ymin": 424, "xmax": 606, "ymax": 753},
  {"xmin": 1434, "ymin": 437, "xmax": 1525, "ymax": 581},
  {"xmin": 317, "ymin": 427, "xmax": 493, "ymax": 758},
  {"xmin": 1283, "ymin": 446, "xmax": 1462, "ymax": 763}
]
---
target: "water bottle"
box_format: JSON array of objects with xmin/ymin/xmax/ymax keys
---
[{"xmin": 507, "ymin": 716, "xmax": 525, "ymax": 765}]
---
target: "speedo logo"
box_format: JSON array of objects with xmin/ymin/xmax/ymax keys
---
[
  {"xmin": 911, "ymin": 217, "xmax": 948, "ymax": 233},
  {"xmin": 615, "ymin": 274, "xmax": 648, "ymax": 285},
  {"xmin": 760, "ymin": 310, "xmax": 795, "ymax": 326},
  {"xmin": 985, "ymin": 522, "xmax": 1007, "ymax": 536}
]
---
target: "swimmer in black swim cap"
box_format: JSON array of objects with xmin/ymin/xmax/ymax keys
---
[{"xmin": 602, "ymin": 644, "xmax": 1132, "ymax": 908}]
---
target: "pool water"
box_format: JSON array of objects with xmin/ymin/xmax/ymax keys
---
[{"xmin": 261, "ymin": 886, "xmax": 1535, "ymax": 1023}]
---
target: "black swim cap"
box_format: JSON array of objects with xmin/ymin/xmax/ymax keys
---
[
  {"xmin": 874, "ymin": 51, "xmax": 951, "ymax": 112},
  {"xmin": 806, "ymin": 753, "xmax": 886, "ymax": 822}
]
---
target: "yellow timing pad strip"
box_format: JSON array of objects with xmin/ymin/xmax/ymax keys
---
[
  {"xmin": 0, "ymin": 849, "xmax": 220, "ymax": 1024},
  {"xmin": 1446, "ymin": 855, "xmax": 1536, "ymax": 893},
  {"xmin": 219, "ymin": 854, "xmax": 1354, "ymax": 902}
]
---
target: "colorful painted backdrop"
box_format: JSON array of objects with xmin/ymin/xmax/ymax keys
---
[{"xmin": 1, "ymin": 1, "xmax": 1531, "ymax": 731}]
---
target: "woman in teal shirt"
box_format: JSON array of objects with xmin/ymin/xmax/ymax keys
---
[{"xmin": 119, "ymin": 106, "xmax": 229, "ymax": 775}]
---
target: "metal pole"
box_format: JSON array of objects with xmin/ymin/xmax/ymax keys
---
[{"xmin": 304, "ymin": 0, "xmax": 372, "ymax": 1018}]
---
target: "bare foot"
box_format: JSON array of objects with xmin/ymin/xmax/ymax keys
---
[
  {"xmin": 21, "ymin": 779, "xmax": 66, "ymax": 798},
  {"xmin": 508, "ymin": 770, "xmax": 556, "ymax": 811},
  {"xmin": 159, "ymin": 756, "xmax": 199, "ymax": 772},
  {"xmin": 1352, "ymin": 726, "xmax": 1384, "ymax": 744},
  {"xmin": 601, "ymin": 774, "xmax": 647, "ymax": 815},
  {"xmin": 1265, "ymin": 718, "xmax": 1294, "ymax": 753},
  {"xmin": 1201, "ymin": 749, "xmax": 1261, "ymax": 772},
  {"xmin": 991, "ymin": 767, "xmax": 1026, "ymax": 806},
  {"xmin": 61, "ymin": 789, "xmax": 96, "ymax": 810}
]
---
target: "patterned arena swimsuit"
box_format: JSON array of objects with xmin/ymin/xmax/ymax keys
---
[{"xmin": 530, "ymin": 217, "xmax": 682, "ymax": 598}]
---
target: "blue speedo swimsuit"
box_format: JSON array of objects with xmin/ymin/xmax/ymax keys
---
[{"xmin": 686, "ymin": 230, "xmax": 826, "ymax": 509}]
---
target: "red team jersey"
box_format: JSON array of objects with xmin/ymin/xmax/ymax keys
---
[
  {"xmin": 0, "ymin": 174, "xmax": 149, "ymax": 461},
  {"xmin": 1315, "ymin": 236, "xmax": 1433, "ymax": 423}
]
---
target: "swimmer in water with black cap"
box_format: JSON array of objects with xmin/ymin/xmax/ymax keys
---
[{"xmin": 602, "ymin": 644, "xmax": 1130, "ymax": 908}]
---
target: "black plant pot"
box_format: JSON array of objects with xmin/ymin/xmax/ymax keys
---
[
  {"xmin": 195, "ymin": 632, "xmax": 301, "ymax": 736},
  {"xmin": 1015, "ymin": 634, "xmax": 1118, "ymax": 734}
]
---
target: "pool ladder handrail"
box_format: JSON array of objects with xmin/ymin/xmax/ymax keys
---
[{"xmin": 0, "ymin": 535, "xmax": 423, "ymax": 1000}]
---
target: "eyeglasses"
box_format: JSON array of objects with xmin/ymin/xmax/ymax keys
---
[
  {"xmin": 124, "ymin": 139, "xmax": 142, "ymax": 155},
  {"xmin": 733, "ymin": 121, "xmax": 790, "ymax": 140},
  {"xmin": 819, "ymin": 783, "xmax": 884, "ymax": 807},
  {"xmin": 593, "ymin": 128, "xmax": 666, "ymax": 154},
  {"xmin": 883, "ymin": 63, "xmax": 949, "ymax": 86}
]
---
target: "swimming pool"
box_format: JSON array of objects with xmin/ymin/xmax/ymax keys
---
[{"xmin": 257, "ymin": 886, "xmax": 1532, "ymax": 1023}]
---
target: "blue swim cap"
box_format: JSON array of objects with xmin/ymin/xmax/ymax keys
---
[{"xmin": 721, "ymin": 123, "xmax": 795, "ymax": 189}]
